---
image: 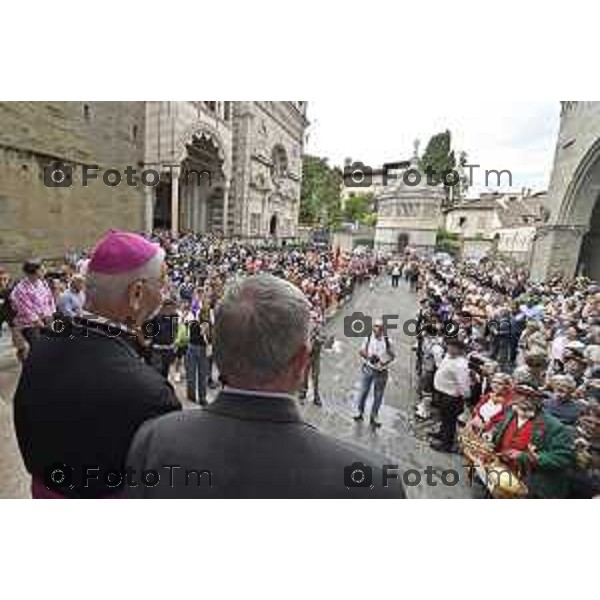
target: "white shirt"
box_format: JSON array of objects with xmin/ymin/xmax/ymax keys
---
[
  {"xmin": 362, "ymin": 335, "xmax": 390, "ymax": 362},
  {"xmin": 434, "ymin": 355, "xmax": 470, "ymax": 398},
  {"xmin": 551, "ymin": 335, "xmax": 567, "ymax": 361},
  {"xmin": 223, "ymin": 386, "xmax": 297, "ymax": 402},
  {"xmin": 479, "ymin": 399, "xmax": 503, "ymax": 423}
]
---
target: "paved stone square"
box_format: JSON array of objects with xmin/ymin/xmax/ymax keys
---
[{"xmin": 0, "ymin": 276, "xmax": 476, "ymax": 499}]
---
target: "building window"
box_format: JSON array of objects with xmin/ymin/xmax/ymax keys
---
[
  {"xmin": 459, "ymin": 216, "xmax": 467, "ymax": 227},
  {"xmin": 83, "ymin": 103, "xmax": 90, "ymax": 120},
  {"xmin": 132, "ymin": 124, "xmax": 138, "ymax": 142},
  {"xmin": 224, "ymin": 101, "xmax": 231, "ymax": 121},
  {"xmin": 250, "ymin": 213, "xmax": 261, "ymax": 235},
  {"xmin": 271, "ymin": 145, "xmax": 288, "ymax": 183},
  {"xmin": 205, "ymin": 101, "xmax": 216, "ymax": 113}
]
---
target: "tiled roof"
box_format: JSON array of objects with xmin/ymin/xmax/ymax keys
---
[{"xmin": 446, "ymin": 193, "xmax": 548, "ymax": 227}]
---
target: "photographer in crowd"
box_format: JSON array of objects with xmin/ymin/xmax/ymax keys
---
[{"xmin": 354, "ymin": 319, "xmax": 396, "ymax": 428}]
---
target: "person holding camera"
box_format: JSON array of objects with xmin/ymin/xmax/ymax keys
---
[{"xmin": 354, "ymin": 319, "xmax": 396, "ymax": 428}]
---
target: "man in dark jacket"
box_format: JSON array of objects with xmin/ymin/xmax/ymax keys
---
[
  {"xmin": 13, "ymin": 231, "xmax": 181, "ymax": 498},
  {"xmin": 126, "ymin": 274, "xmax": 405, "ymax": 499}
]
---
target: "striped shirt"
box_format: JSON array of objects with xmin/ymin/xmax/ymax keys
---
[{"xmin": 10, "ymin": 278, "xmax": 56, "ymax": 328}]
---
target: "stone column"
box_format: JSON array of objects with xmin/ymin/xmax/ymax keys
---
[
  {"xmin": 191, "ymin": 184, "xmax": 199, "ymax": 233},
  {"xmin": 144, "ymin": 185, "xmax": 154, "ymax": 234},
  {"xmin": 529, "ymin": 224, "xmax": 588, "ymax": 281},
  {"xmin": 222, "ymin": 182, "xmax": 230, "ymax": 236},
  {"xmin": 170, "ymin": 167, "xmax": 180, "ymax": 236},
  {"xmin": 199, "ymin": 188, "xmax": 208, "ymax": 233}
]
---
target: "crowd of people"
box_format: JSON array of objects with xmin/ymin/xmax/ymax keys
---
[
  {"xmin": 396, "ymin": 251, "xmax": 600, "ymax": 498},
  {"xmin": 2, "ymin": 230, "xmax": 600, "ymax": 498},
  {"xmin": 1, "ymin": 231, "xmax": 383, "ymax": 406},
  {"xmin": 1, "ymin": 230, "xmax": 402, "ymax": 499}
]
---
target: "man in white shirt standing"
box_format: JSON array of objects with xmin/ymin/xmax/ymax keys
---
[
  {"xmin": 354, "ymin": 319, "xmax": 395, "ymax": 428},
  {"xmin": 431, "ymin": 338, "xmax": 471, "ymax": 452}
]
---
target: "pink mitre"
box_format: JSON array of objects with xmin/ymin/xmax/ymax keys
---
[{"xmin": 88, "ymin": 230, "xmax": 161, "ymax": 274}]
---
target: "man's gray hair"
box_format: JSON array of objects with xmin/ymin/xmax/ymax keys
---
[
  {"xmin": 85, "ymin": 248, "xmax": 165, "ymax": 307},
  {"xmin": 214, "ymin": 274, "xmax": 311, "ymax": 385}
]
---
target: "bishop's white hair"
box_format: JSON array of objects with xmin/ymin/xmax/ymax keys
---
[{"xmin": 85, "ymin": 247, "xmax": 165, "ymax": 307}]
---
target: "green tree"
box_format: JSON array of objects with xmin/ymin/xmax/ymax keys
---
[
  {"xmin": 343, "ymin": 192, "xmax": 374, "ymax": 225},
  {"xmin": 435, "ymin": 227, "xmax": 461, "ymax": 255},
  {"xmin": 300, "ymin": 155, "xmax": 343, "ymax": 228},
  {"xmin": 420, "ymin": 130, "xmax": 459, "ymax": 204},
  {"xmin": 420, "ymin": 130, "xmax": 455, "ymax": 177}
]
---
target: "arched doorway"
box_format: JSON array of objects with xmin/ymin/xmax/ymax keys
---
[
  {"xmin": 269, "ymin": 214, "xmax": 278, "ymax": 236},
  {"xmin": 180, "ymin": 133, "xmax": 225, "ymax": 233},
  {"xmin": 152, "ymin": 131, "xmax": 226, "ymax": 233},
  {"xmin": 397, "ymin": 233, "xmax": 409, "ymax": 253},
  {"xmin": 533, "ymin": 136, "xmax": 600, "ymax": 281},
  {"xmin": 577, "ymin": 196, "xmax": 600, "ymax": 279},
  {"xmin": 153, "ymin": 176, "xmax": 172, "ymax": 230}
]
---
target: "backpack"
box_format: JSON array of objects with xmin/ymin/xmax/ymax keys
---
[{"xmin": 366, "ymin": 333, "xmax": 393, "ymax": 356}]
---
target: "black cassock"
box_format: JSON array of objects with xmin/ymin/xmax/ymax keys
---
[{"xmin": 13, "ymin": 317, "xmax": 181, "ymax": 498}]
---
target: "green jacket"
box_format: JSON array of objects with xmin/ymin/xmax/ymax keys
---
[{"xmin": 492, "ymin": 408, "xmax": 574, "ymax": 498}]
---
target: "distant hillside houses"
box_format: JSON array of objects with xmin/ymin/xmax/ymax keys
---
[{"xmin": 443, "ymin": 190, "xmax": 549, "ymax": 262}]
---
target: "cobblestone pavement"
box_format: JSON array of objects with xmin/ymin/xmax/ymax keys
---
[
  {"xmin": 0, "ymin": 276, "xmax": 477, "ymax": 499},
  {"xmin": 0, "ymin": 362, "xmax": 29, "ymax": 498},
  {"xmin": 296, "ymin": 275, "xmax": 477, "ymax": 499}
]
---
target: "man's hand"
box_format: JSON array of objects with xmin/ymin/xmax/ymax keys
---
[
  {"xmin": 527, "ymin": 443, "xmax": 539, "ymax": 464},
  {"xmin": 500, "ymin": 449, "xmax": 523, "ymax": 462}
]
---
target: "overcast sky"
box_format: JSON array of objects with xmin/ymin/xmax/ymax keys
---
[{"xmin": 306, "ymin": 100, "xmax": 561, "ymax": 197}]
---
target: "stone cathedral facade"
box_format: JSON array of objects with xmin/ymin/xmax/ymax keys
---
[{"xmin": 0, "ymin": 101, "xmax": 308, "ymax": 268}]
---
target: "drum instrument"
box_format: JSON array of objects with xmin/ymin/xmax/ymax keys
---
[{"xmin": 459, "ymin": 428, "xmax": 528, "ymax": 499}]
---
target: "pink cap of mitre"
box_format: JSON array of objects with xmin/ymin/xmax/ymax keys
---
[{"xmin": 88, "ymin": 230, "xmax": 161, "ymax": 274}]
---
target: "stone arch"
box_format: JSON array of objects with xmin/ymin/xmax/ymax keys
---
[
  {"xmin": 177, "ymin": 121, "xmax": 230, "ymax": 175},
  {"xmin": 531, "ymin": 102, "xmax": 600, "ymax": 280},
  {"xmin": 556, "ymin": 136, "xmax": 600, "ymax": 226}
]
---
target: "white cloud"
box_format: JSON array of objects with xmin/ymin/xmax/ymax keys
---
[{"xmin": 306, "ymin": 100, "xmax": 560, "ymax": 195}]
